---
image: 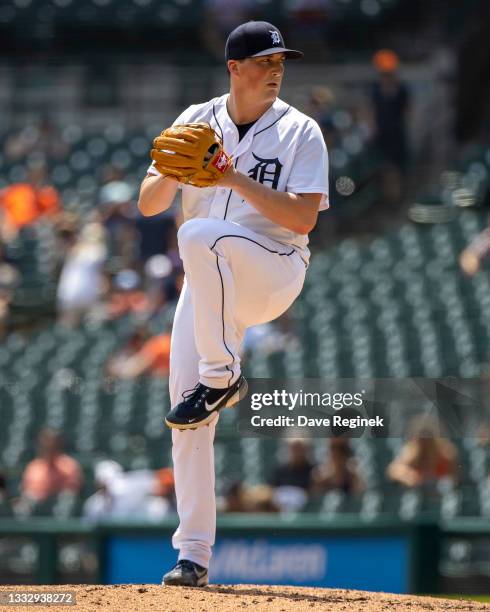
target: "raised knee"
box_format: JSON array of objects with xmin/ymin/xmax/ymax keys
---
[{"xmin": 177, "ymin": 219, "xmax": 209, "ymax": 253}]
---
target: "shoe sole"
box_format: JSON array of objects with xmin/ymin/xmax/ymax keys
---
[
  {"xmin": 163, "ymin": 574, "xmax": 209, "ymax": 587},
  {"xmin": 166, "ymin": 378, "xmax": 248, "ymax": 431}
]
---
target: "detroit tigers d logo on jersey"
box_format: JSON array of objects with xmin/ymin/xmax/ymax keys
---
[{"xmin": 248, "ymin": 153, "xmax": 283, "ymax": 189}]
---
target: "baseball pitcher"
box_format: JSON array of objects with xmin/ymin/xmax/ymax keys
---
[{"xmin": 138, "ymin": 20, "xmax": 329, "ymax": 587}]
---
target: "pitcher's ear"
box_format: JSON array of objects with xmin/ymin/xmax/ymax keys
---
[{"xmin": 227, "ymin": 60, "xmax": 241, "ymax": 76}]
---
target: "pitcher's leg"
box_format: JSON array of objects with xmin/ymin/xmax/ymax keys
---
[
  {"xmin": 171, "ymin": 424, "xmax": 217, "ymax": 568},
  {"xmin": 177, "ymin": 218, "xmax": 306, "ymax": 388},
  {"xmin": 177, "ymin": 219, "xmax": 241, "ymax": 388},
  {"xmin": 167, "ymin": 220, "xmax": 306, "ymax": 568},
  {"xmin": 168, "ymin": 281, "xmax": 218, "ymax": 569},
  {"xmin": 168, "ymin": 280, "xmax": 200, "ymax": 406}
]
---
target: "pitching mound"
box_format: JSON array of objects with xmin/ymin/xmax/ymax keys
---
[{"xmin": 1, "ymin": 584, "xmax": 490, "ymax": 611}]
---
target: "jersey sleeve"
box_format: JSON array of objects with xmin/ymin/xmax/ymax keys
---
[
  {"xmin": 286, "ymin": 119, "xmax": 330, "ymax": 211},
  {"xmin": 146, "ymin": 105, "xmax": 199, "ymax": 178}
]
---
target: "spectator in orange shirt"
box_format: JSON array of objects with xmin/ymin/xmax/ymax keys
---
[
  {"xmin": 21, "ymin": 429, "xmax": 83, "ymax": 502},
  {"xmin": 106, "ymin": 323, "xmax": 171, "ymax": 379},
  {"xmin": 139, "ymin": 333, "xmax": 171, "ymax": 377},
  {"xmin": 0, "ymin": 165, "xmax": 60, "ymax": 241}
]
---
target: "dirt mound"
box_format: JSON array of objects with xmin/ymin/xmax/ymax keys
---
[{"xmin": 1, "ymin": 584, "xmax": 489, "ymax": 611}]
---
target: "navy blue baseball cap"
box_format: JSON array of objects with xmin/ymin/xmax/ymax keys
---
[{"xmin": 225, "ymin": 21, "xmax": 303, "ymax": 62}]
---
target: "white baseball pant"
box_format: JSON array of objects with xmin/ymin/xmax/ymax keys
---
[{"xmin": 169, "ymin": 217, "xmax": 307, "ymax": 568}]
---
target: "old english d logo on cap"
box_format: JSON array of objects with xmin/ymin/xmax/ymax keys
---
[{"xmin": 269, "ymin": 30, "xmax": 281, "ymax": 45}]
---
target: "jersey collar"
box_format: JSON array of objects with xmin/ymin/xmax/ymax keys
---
[{"xmin": 214, "ymin": 94, "xmax": 290, "ymax": 158}]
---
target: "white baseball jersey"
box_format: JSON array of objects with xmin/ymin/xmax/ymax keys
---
[{"xmin": 147, "ymin": 93, "xmax": 329, "ymax": 262}]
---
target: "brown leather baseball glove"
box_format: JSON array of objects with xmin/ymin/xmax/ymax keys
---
[{"xmin": 150, "ymin": 122, "xmax": 232, "ymax": 187}]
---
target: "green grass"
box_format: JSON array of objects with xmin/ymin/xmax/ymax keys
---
[{"xmin": 435, "ymin": 595, "xmax": 490, "ymax": 604}]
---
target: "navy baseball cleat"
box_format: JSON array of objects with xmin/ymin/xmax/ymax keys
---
[
  {"xmin": 165, "ymin": 375, "xmax": 248, "ymax": 430},
  {"xmin": 162, "ymin": 559, "xmax": 209, "ymax": 587}
]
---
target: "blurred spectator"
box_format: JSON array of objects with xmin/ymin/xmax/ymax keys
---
[
  {"xmin": 284, "ymin": 0, "xmax": 332, "ymax": 60},
  {"xmin": 476, "ymin": 421, "xmax": 490, "ymax": 449},
  {"xmin": 459, "ymin": 220, "xmax": 490, "ymax": 276},
  {"xmin": 144, "ymin": 254, "xmax": 183, "ymax": 319},
  {"xmin": 478, "ymin": 423, "xmax": 490, "ymax": 485},
  {"xmin": 100, "ymin": 164, "xmax": 125, "ymax": 185},
  {"xmin": 218, "ymin": 480, "xmax": 251, "ymax": 512},
  {"xmin": 270, "ymin": 439, "xmax": 316, "ymax": 512},
  {"xmin": 105, "ymin": 323, "xmax": 171, "ymax": 379},
  {"xmin": 83, "ymin": 460, "xmax": 175, "ymax": 522},
  {"xmin": 136, "ymin": 211, "xmax": 178, "ymax": 264},
  {"xmin": 165, "ymin": 232, "xmax": 184, "ymax": 273},
  {"xmin": 312, "ymin": 438, "xmax": 364, "ymax": 496},
  {"xmin": 98, "ymin": 179, "xmax": 140, "ymax": 266},
  {"xmin": 387, "ymin": 417, "xmax": 458, "ymax": 490},
  {"xmin": 105, "ymin": 269, "xmax": 149, "ymax": 320},
  {"xmin": 106, "ymin": 325, "xmax": 147, "ymax": 370},
  {"xmin": 307, "ymin": 86, "xmax": 338, "ymax": 150},
  {"xmin": 21, "ymin": 429, "xmax": 83, "ymax": 503},
  {"xmin": 0, "ymin": 470, "xmax": 13, "ymax": 517},
  {"xmin": 242, "ymin": 310, "xmax": 300, "ymax": 361},
  {"xmin": 82, "ymin": 460, "xmax": 121, "ymax": 520},
  {"xmin": 56, "ymin": 221, "xmax": 107, "ymax": 327},
  {"xmin": 4, "ymin": 118, "xmax": 68, "ymax": 164},
  {"xmin": 370, "ymin": 50, "xmax": 410, "ymax": 207},
  {"xmin": 104, "ymin": 257, "xmax": 181, "ymax": 325},
  {"xmin": 242, "ymin": 319, "xmax": 298, "ymax": 357},
  {"xmin": 217, "ymin": 481, "xmax": 279, "ymax": 513},
  {"xmin": 0, "ymin": 256, "xmax": 19, "ymax": 338},
  {"xmin": 455, "ymin": 0, "xmax": 490, "ymax": 144},
  {"xmin": 201, "ymin": 0, "xmax": 260, "ymax": 62},
  {"xmin": 52, "ymin": 212, "xmax": 81, "ymax": 277},
  {"xmin": 247, "ymin": 484, "xmax": 279, "ymax": 512},
  {"xmin": 0, "ymin": 164, "xmax": 61, "ymax": 242}
]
